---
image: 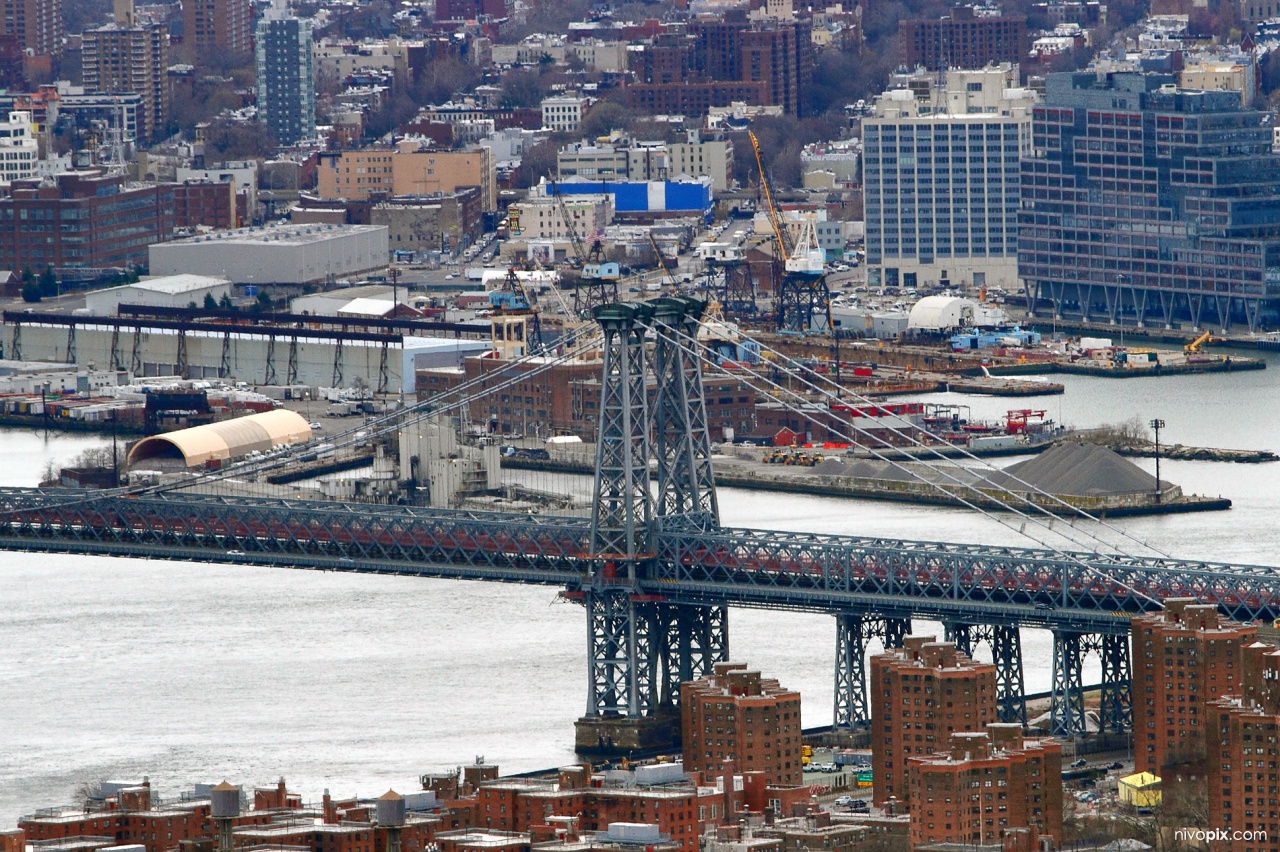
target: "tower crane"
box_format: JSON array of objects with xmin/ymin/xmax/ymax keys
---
[
  {"xmin": 748, "ymin": 131, "xmax": 832, "ymax": 335},
  {"xmin": 549, "ymin": 179, "xmax": 619, "ymax": 314},
  {"xmin": 648, "ymin": 232, "xmax": 679, "ymax": 296}
]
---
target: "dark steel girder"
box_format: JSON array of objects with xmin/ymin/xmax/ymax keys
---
[{"xmin": 2, "ymin": 491, "xmax": 1280, "ymax": 630}]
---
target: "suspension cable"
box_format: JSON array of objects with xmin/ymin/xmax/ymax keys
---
[
  {"xmin": 697, "ymin": 318, "xmax": 1176, "ymax": 561},
  {"xmin": 151, "ymin": 325, "xmax": 606, "ymax": 495},
  {"xmin": 651, "ymin": 320, "xmax": 1165, "ymax": 608}
]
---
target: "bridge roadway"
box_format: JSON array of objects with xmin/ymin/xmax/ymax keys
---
[{"xmin": 2, "ymin": 487, "xmax": 1278, "ymax": 633}]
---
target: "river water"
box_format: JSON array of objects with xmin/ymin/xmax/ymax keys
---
[{"xmin": 2, "ymin": 348, "xmax": 1278, "ymax": 827}]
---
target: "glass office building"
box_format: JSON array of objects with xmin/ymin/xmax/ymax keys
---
[{"xmin": 1018, "ymin": 71, "xmax": 1280, "ymax": 331}]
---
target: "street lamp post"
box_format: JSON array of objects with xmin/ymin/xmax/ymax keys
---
[{"xmin": 1150, "ymin": 418, "xmax": 1165, "ymax": 503}]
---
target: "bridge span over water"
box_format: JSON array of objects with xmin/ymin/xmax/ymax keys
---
[{"xmin": 1, "ymin": 298, "xmax": 1272, "ymax": 750}]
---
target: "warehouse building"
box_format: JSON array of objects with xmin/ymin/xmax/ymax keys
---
[
  {"xmin": 2, "ymin": 314, "xmax": 489, "ymax": 393},
  {"xmin": 148, "ymin": 223, "xmax": 388, "ymax": 285},
  {"xmin": 550, "ymin": 177, "xmax": 713, "ymax": 223},
  {"xmin": 84, "ymin": 274, "xmax": 232, "ymax": 315},
  {"xmin": 128, "ymin": 409, "xmax": 312, "ymax": 470}
]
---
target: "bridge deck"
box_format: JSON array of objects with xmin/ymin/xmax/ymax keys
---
[{"xmin": 0, "ymin": 489, "xmax": 1275, "ymax": 632}]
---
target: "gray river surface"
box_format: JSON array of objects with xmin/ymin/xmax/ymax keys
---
[{"xmin": 2, "ymin": 347, "xmax": 1278, "ymax": 826}]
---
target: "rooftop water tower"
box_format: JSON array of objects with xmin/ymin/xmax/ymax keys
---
[
  {"xmin": 210, "ymin": 782, "xmax": 241, "ymax": 852},
  {"xmin": 377, "ymin": 790, "xmax": 406, "ymax": 852}
]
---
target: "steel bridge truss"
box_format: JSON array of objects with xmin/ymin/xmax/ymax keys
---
[
  {"xmin": 0, "ymin": 488, "xmax": 1272, "ymax": 738},
  {"xmin": 582, "ymin": 297, "xmax": 723, "ymax": 721},
  {"xmin": 946, "ymin": 622, "xmax": 1027, "ymax": 725}
]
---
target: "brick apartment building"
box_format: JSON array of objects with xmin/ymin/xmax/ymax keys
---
[
  {"xmin": 681, "ymin": 662, "xmax": 804, "ymax": 787},
  {"xmin": 0, "ymin": 173, "xmax": 175, "ymax": 275},
  {"xmin": 899, "ymin": 7, "xmax": 1028, "ymax": 72},
  {"xmin": 871, "ymin": 637, "xmax": 998, "ymax": 809},
  {"xmin": 626, "ymin": 12, "xmax": 812, "ymax": 117},
  {"xmin": 183, "ymin": 0, "xmax": 252, "ymax": 55},
  {"xmin": 908, "ymin": 724, "xmax": 1062, "ymax": 850},
  {"xmin": 1208, "ymin": 641, "xmax": 1280, "ymax": 852},
  {"xmin": 19, "ymin": 782, "xmax": 212, "ymax": 852},
  {"xmin": 1131, "ymin": 598, "xmax": 1256, "ymax": 779},
  {"xmin": 0, "ymin": 0, "xmax": 61, "ymax": 58},
  {"xmin": 172, "ymin": 180, "xmax": 238, "ymax": 230},
  {"xmin": 81, "ymin": 22, "xmax": 170, "ymax": 143},
  {"xmin": 416, "ymin": 355, "xmax": 755, "ymax": 441}
]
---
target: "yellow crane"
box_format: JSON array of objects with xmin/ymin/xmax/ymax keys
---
[
  {"xmin": 1185, "ymin": 330, "xmax": 1224, "ymax": 352},
  {"xmin": 748, "ymin": 131, "xmax": 824, "ymax": 276}
]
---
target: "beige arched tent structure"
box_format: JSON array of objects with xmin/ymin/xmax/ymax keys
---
[{"xmin": 128, "ymin": 410, "xmax": 313, "ymax": 469}]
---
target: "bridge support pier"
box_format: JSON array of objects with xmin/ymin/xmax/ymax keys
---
[
  {"xmin": 946, "ymin": 623, "xmax": 1027, "ymax": 726},
  {"xmin": 834, "ymin": 614, "xmax": 870, "ymax": 729},
  {"xmin": 833, "ymin": 614, "xmax": 913, "ymax": 729},
  {"xmin": 1051, "ymin": 630, "xmax": 1087, "ymax": 738},
  {"xmin": 660, "ymin": 603, "xmax": 729, "ymax": 706},
  {"xmin": 1096, "ymin": 633, "xmax": 1132, "ymax": 733}
]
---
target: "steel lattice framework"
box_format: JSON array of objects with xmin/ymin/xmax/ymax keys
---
[{"xmin": 3, "ymin": 297, "xmax": 1280, "ymax": 741}]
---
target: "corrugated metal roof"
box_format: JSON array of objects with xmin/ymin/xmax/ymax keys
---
[{"xmin": 127, "ymin": 409, "xmax": 312, "ymax": 468}]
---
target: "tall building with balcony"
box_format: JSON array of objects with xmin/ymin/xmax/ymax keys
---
[
  {"xmin": 81, "ymin": 20, "xmax": 169, "ymax": 143},
  {"xmin": 681, "ymin": 662, "xmax": 803, "ymax": 787},
  {"xmin": 871, "ymin": 637, "xmax": 998, "ymax": 810},
  {"xmin": 255, "ymin": 0, "xmax": 315, "ymax": 145},
  {"xmin": 184, "ymin": 0, "xmax": 252, "ymax": 56},
  {"xmin": 1, "ymin": 0, "xmax": 61, "ymax": 58},
  {"xmin": 1131, "ymin": 597, "xmax": 1256, "ymax": 781},
  {"xmin": 862, "ymin": 64, "xmax": 1036, "ymax": 293},
  {"xmin": 1019, "ymin": 71, "xmax": 1280, "ymax": 333}
]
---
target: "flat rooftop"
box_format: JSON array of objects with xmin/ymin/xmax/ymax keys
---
[{"xmin": 162, "ymin": 223, "xmax": 385, "ymax": 248}]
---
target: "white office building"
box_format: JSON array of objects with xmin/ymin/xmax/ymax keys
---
[
  {"xmin": 862, "ymin": 64, "xmax": 1037, "ymax": 292},
  {"xmin": 0, "ymin": 112, "xmax": 39, "ymax": 184}
]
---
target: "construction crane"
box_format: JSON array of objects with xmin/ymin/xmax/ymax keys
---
[
  {"xmin": 1184, "ymin": 330, "xmax": 1224, "ymax": 352},
  {"xmin": 548, "ymin": 179, "xmax": 618, "ymax": 314},
  {"xmin": 488, "ymin": 267, "xmax": 545, "ymax": 355},
  {"xmin": 749, "ymin": 132, "xmax": 825, "ymax": 277},
  {"xmin": 748, "ymin": 131, "xmax": 833, "ymax": 335},
  {"xmin": 648, "ymin": 232, "xmax": 679, "ymax": 296}
]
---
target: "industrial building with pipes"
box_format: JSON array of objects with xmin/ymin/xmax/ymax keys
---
[
  {"xmin": 128, "ymin": 409, "xmax": 313, "ymax": 470},
  {"xmin": 148, "ymin": 223, "xmax": 389, "ymax": 285},
  {"xmin": 1, "ymin": 314, "xmax": 491, "ymax": 392}
]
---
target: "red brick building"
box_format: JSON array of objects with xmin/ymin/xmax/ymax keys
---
[
  {"xmin": 681, "ymin": 662, "xmax": 803, "ymax": 787},
  {"xmin": 19, "ymin": 783, "xmax": 213, "ymax": 852},
  {"xmin": 469, "ymin": 766, "xmax": 729, "ymax": 852},
  {"xmin": 899, "ymin": 8, "xmax": 1028, "ymax": 73},
  {"xmin": 908, "ymin": 724, "xmax": 1062, "ymax": 850},
  {"xmin": 0, "ymin": 173, "xmax": 175, "ymax": 275},
  {"xmin": 417, "ymin": 354, "xmax": 755, "ymax": 441},
  {"xmin": 625, "ymin": 13, "xmax": 812, "ymax": 118},
  {"xmin": 173, "ymin": 180, "xmax": 238, "ymax": 230},
  {"xmin": 1131, "ymin": 598, "xmax": 1256, "ymax": 780},
  {"xmin": 183, "ymin": 0, "xmax": 252, "ymax": 56},
  {"xmin": 1208, "ymin": 641, "xmax": 1280, "ymax": 852},
  {"xmin": 870, "ymin": 637, "xmax": 998, "ymax": 810}
]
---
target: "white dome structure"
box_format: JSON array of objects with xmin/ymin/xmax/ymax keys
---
[{"xmin": 907, "ymin": 296, "xmax": 1010, "ymax": 332}]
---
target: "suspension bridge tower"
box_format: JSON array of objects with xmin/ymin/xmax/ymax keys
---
[{"xmin": 572, "ymin": 296, "xmax": 728, "ymax": 754}]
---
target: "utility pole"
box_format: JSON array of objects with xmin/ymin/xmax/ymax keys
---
[{"xmin": 1149, "ymin": 418, "xmax": 1165, "ymax": 503}]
